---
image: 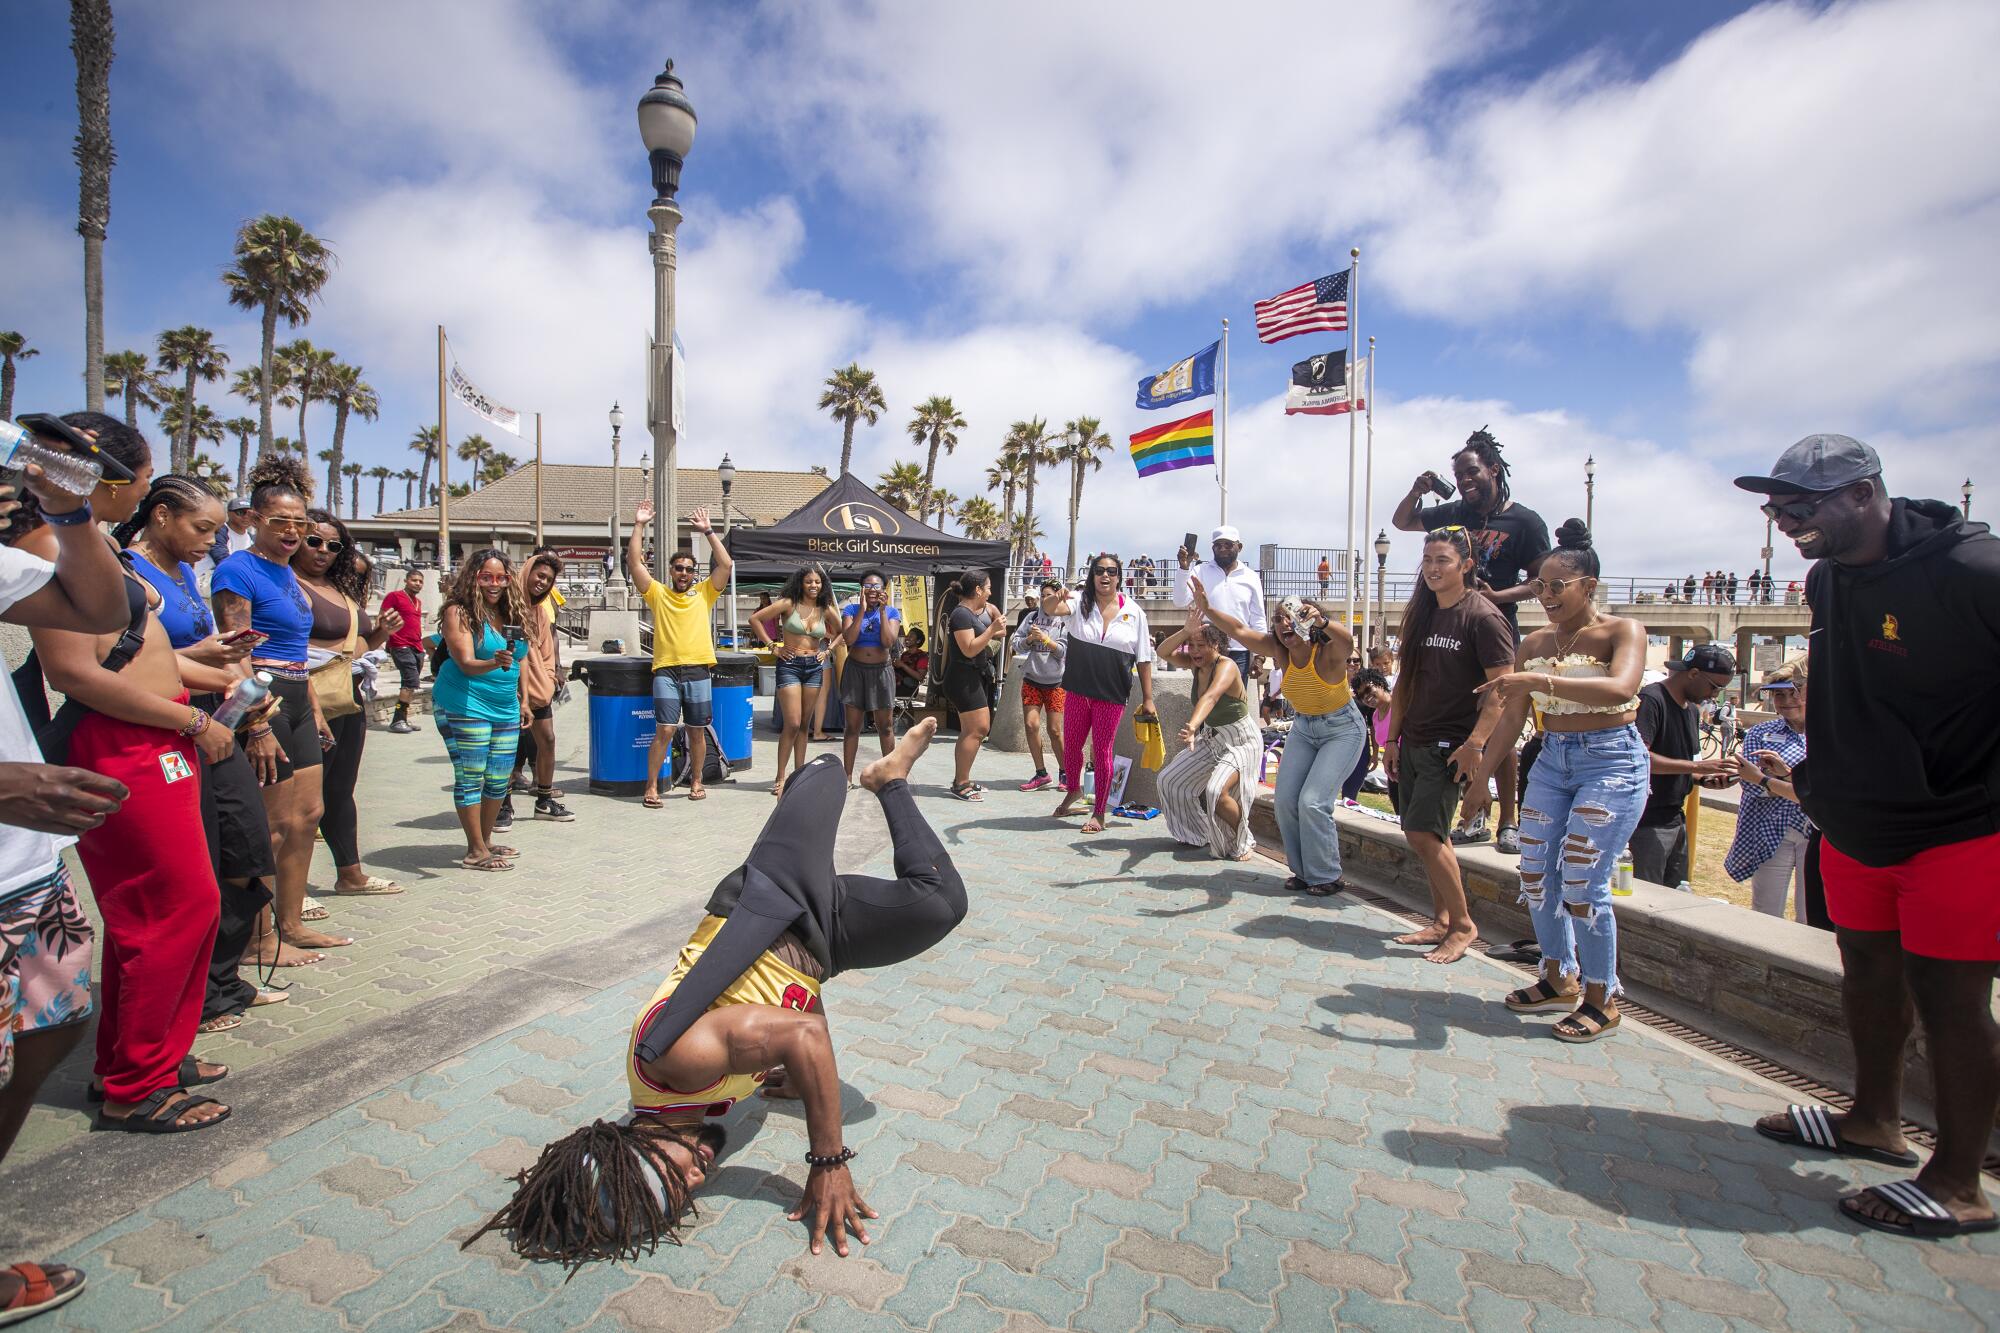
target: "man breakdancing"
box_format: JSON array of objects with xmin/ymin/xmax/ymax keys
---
[{"xmin": 468, "ymin": 718, "xmax": 964, "ymax": 1269}]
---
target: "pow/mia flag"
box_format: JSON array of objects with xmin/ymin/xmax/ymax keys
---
[{"xmin": 1284, "ymin": 350, "xmax": 1367, "ymax": 417}]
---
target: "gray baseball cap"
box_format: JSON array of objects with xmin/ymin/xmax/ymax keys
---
[
  {"xmin": 1733, "ymin": 434, "xmax": 1881, "ymax": 496},
  {"xmin": 227, "ymin": 496, "xmax": 254, "ymax": 512}
]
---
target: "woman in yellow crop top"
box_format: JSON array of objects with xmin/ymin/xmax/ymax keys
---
[
  {"xmin": 1462, "ymin": 520, "xmax": 1649, "ymax": 1044},
  {"xmin": 1190, "ymin": 577, "xmax": 1366, "ymax": 897}
]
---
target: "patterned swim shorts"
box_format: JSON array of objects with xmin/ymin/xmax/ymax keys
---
[{"xmin": 1, "ymin": 863, "xmax": 96, "ymax": 1091}]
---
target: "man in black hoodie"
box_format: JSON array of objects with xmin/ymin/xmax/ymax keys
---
[{"xmin": 1734, "ymin": 434, "xmax": 1998, "ymax": 1240}]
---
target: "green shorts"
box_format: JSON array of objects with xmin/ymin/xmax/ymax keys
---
[{"xmin": 1399, "ymin": 740, "xmax": 1468, "ymax": 840}]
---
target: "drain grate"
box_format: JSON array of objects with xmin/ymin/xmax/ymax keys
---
[{"xmin": 1302, "ymin": 866, "xmax": 2000, "ymax": 1181}]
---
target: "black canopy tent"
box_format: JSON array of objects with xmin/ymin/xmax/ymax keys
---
[{"xmin": 727, "ymin": 472, "xmax": 1009, "ymax": 582}]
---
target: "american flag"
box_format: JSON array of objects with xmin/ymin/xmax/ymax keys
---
[{"xmin": 1254, "ymin": 270, "xmax": 1349, "ymax": 343}]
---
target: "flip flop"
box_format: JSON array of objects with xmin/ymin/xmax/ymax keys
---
[
  {"xmin": 300, "ymin": 896, "xmax": 330, "ymax": 921},
  {"xmin": 488, "ymin": 845, "xmax": 519, "ymax": 859},
  {"xmin": 196, "ymin": 1014, "xmax": 242, "ymax": 1035},
  {"xmin": 93, "ymin": 1088, "xmax": 231, "ymax": 1135},
  {"xmin": 642, "ymin": 794, "xmax": 664, "ymax": 809},
  {"xmin": 334, "ymin": 876, "xmax": 403, "ymax": 896},
  {"xmin": 1840, "ymin": 1181, "xmax": 2000, "ymax": 1239},
  {"xmin": 459, "ymin": 855, "xmax": 514, "ymax": 872},
  {"xmin": 0, "ymin": 1262, "xmax": 86, "ymax": 1327},
  {"xmin": 252, "ymin": 988, "xmax": 289, "ymax": 1007},
  {"xmin": 87, "ymin": 1057, "xmax": 227, "ymax": 1103},
  {"xmin": 1755, "ymin": 1105, "xmax": 1921, "ymax": 1167},
  {"xmin": 948, "ymin": 782, "xmax": 985, "ymax": 802},
  {"xmin": 688, "ymin": 788, "xmax": 708, "ymax": 801}
]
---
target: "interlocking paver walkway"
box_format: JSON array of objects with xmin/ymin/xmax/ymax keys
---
[{"xmin": 9, "ymin": 704, "xmax": 1999, "ymax": 1329}]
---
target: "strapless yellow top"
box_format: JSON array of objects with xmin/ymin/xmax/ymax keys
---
[
  {"xmin": 1279, "ymin": 652, "xmax": 1351, "ymax": 716},
  {"xmin": 1521, "ymin": 655, "xmax": 1638, "ymax": 716}
]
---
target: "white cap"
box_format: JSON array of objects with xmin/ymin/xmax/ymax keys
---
[{"xmin": 1210, "ymin": 525, "xmax": 1241, "ymax": 544}]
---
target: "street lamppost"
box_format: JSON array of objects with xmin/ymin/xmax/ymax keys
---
[
  {"xmin": 1584, "ymin": 454, "xmax": 1596, "ymax": 529},
  {"xmin": 717, "ymin": 453, "xmax": 737, "ymax": 645},
  {"xmin": 1373, "ymin": 529, "xmax": 1391, "ymax": 648},
  {"xmin": 1761, "ymin": 513, "xmax": 1774, "ymax": 592},
  {"xmin": 1964, "ymin": 478, "xmax": 1975, "ymax": 519},
  {"xmin": 606, "ymin": 402, "xmax": 626, "ymax": 596},
  {"xmin": 638, "ymin": 60, "xmax": 696, "ymax": 585}
]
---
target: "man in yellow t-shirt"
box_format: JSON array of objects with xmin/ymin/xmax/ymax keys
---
[{"xmin": 629, "ymin": 502, "xmax": 731, "ymax": 807}]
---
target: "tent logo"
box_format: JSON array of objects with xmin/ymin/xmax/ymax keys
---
[{"xmin": 823, "ymin": 502, "xmax": 902, "ymax": 536}]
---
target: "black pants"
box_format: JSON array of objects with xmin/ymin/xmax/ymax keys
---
[
  {"xmin": 195, "ymin": 706, "xmax": 273, "ymax": 1020},
  {"xmin": 318, "ymin": 680, "xmax": 367, "ymax": 867},
  {"xmin": 1801, "ymin": 830, "xmax": 1832, "ymax": 931}
]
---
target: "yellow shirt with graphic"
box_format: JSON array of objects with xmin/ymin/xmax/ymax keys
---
[
  {"xmin": 643, "ymin": 580, "xmax": 722, "ymax": 669},
  {"xmin": 626, "ymin": 914, "xmax": 822, "ymax": 1121}
]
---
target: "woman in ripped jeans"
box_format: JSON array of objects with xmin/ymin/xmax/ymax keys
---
[{"xmin": 1464, "ymin": 520, "xmax": 1649, "ymax": 1042}]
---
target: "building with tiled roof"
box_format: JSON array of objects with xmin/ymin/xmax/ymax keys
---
[{"xmin": 347, "ymin": 461, "xmax": 833, "ymax": 569}]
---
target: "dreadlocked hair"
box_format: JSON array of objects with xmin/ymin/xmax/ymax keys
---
[
  {"xmin": 1397, "ymin": 528, "xmax": 1476, "ymax": 695},
  {"xmin": 462, "ymin": 1119, "xmax": 700, "ymax": 1275},
  {"xmin": 1452, "ymin": 425, "xmax": 1511, "ymax": 510},
  {"xmin": 246, "ymin": 455, "xmax": 313, "ymax": 509},
  {"xmin": 3, "ymin": 411, "xmax": 152, "ymax": 545},
  {"xmin": 304, "ymin": 508, "xmax": 368, "ymax": 603},
  {"xmin": 444, "ymin": 547, "xmax": 531, "ymax": 637},
  {"xmin": 110, "ymin": 474, "xmax": 219, "ymax": 547}
]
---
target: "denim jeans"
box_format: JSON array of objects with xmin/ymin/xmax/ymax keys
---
[
  {"xmin": 1517, "ymin": 725, "xmax": 1649, "ymax": 994},
  {"xmin": 1273, "ymin": 703, "xmax": 1366, "ymax": 886}
]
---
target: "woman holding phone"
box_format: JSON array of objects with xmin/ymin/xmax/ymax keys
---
[
  {"xmin": 1726, "ymin": 657, "xmax": 1814, "ymax": 919},
  {"xmin": 750, "ymin": 563, "xmax": 838, "ymax": 796},
  {"xmin": 120, "ymin": 474, "xmax": 286, "ymax": 1034},
  {"xmin": 434, "ymin": 548, "xmax": 528, "ymax": 871},
  {"xmin": 211, "ymin": 458, "xmax": 350, "ymax": 965},
  {"xmin": 294, "ymin": 507, "xmax": 404, "ymax": 901},
  {"xmin": 839, "ymin": 568, "xmax": 903, "ymax": 782}
]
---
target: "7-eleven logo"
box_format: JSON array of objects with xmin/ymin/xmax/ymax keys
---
[{"xmin": 158, "ymin": 751, "xmax": 195, "ymax": 784}]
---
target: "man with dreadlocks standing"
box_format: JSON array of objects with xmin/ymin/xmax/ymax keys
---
[
  {"xmin": 468, "ymin": 717, "xmax": 966, "ymax": 1270},
  {"xmin": 1393, "ymin": 427, "xmax": 1551, "ymax": 856}
]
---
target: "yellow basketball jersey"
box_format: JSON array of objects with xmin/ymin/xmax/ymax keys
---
[{"xmin": 626, "ymin": 914, "xmax": 823, "ymax": 1121}]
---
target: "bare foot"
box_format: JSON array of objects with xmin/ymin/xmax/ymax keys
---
[
  {"xmin": 1051, "ymin": 792, "xmax": 1083, "ymax": 818},
  {"xmin": 861, "ymin": 717, "xmax": 936, "ymax": 791},
  {"xmin": 249, "ymin": 940, "xmax": 324, "ymax": 967},
  {"xmin": 772, "ymin": 778, "xmax": 786, "ymax": 797},
  {"xmin": 1082, "ymin": 816, "xmax": 1104, "ymax": 834},
  {"xmin": 285, "ymin": 926, "xmax": 354, "ymax": 950},
  {"xmin": 1424, "ymin": 926, "xmax": 1478, "ymax": 964},
  {"xmin": 1394, "ymin": 924, "xmax": 1448, "ymax": 946}
]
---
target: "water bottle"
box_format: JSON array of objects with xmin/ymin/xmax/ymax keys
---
[
  {"xmin": 0, "ymin": 420, "xmax": 103, "ymax": 497},
  {"xmin": 1613, "ymin": 850, "xmax": 1634, "ymax": 896},
  {"xmin": 212, "ymin": 672, "xmax": 273, "ymax": 729}
]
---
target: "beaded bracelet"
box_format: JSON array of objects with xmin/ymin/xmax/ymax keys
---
[
  {"xmin": 41, "ymin": 502, "xmax": 94, "ymax": 527},
  {"xmin": 178, "ymin": 708, "xmax": 210, "ymax": 738},
  {"xmin": 805, "ymin": 1146, "xmax": 855, "ymax": 1169}
]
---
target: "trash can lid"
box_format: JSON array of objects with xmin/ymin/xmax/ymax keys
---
[{"xmin": 571, "ymin": 654, "xmax": 655, "ymax": 693}]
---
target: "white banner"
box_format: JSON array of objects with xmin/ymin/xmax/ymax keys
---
[{"xmin": 447, "ymin": 357, "xmax": 523, "ymax": 437}]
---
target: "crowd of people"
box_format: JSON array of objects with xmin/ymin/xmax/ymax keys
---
[
  {"xmin": 1666, "ymin": 569, "xmax": 1799, "ymax": 605},
  {"xmin": 0, "ymin": 413, "xmax": 1993, "ymax": 1313}
]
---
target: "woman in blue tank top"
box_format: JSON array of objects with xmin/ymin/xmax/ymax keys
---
[{"xmin": 434, "ymin": 548, "xmax": 528, "ymax": 872}]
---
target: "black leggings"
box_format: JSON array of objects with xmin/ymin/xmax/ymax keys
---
[{"xmin": 318, "ymin": 680, "xmax": 367, "ymax": 867}]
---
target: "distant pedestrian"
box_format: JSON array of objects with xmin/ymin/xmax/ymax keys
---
[
  {"xmin": 1010, "ymin": 578, "xmax": 1071, "ymax": 792},
  {"xmin": 1727, "ymin": 657, "xmax": 1811, "ymax": 918},
  {"xmin": 1701, "ymin": 572, "xmax": 1714, "ymax": 604},
  {"xmin": 1630, "ymin": 644, "xmax": 1739, "ymax": 886},
  {"xmin": 381, "ymin": 568, "xmax": 426, "ymax": 733},
  {"xmin": 944, "ymin": 570, "xmax": 1004, "ymax": 801},
  {"xmin": 1726, "ymin": 571, "xmax": 1739, "ymax": 604},
  {"xmin": 630, "ymin": 502, "xmax": 730, "ymax": 808},
  {"xmin": 1317, "ymin": 556, "xmax": 1332, "ymax": 597},
  {"xmin": 1683, "ymin": 573, "xmax": 1696, "ymax": 602}
]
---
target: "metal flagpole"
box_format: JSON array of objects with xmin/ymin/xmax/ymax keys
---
[
  {"xmin": 534, "ymin": 412, "xmax": 544, "ymax": 547},
  {"xmin": 1217, "ymin": 317, "xmax": 1230, "ymax": 526},
  {"xmin": 436, "ymin": 325, "xmax": 450, "ymax": 573},
  {"xmin": 1361, "ymin": 335, "xmax": 1375, "ymax": 649},
  {"xmin": 1343, "ymin": 247, "xmax": 1360, "ymax": 629}
]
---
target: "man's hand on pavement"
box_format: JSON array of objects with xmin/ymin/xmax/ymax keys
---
[{"xmin": 789, "ymin": 1164, "xmax": 877, "ymax": 1257}]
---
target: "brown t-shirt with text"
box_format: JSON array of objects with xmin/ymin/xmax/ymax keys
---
[{"xmin": 1396, "ymin": 594, "xmax": 1515, "ymax": 745}]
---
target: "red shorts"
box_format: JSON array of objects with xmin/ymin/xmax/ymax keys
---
[
  {"xmin": 1822, "ymin": 828, "xmax": 2000, "ymax": 960},
  {"xmin": 1020, "ymin": 679, "xmax": 1066, "ymax": 713}
]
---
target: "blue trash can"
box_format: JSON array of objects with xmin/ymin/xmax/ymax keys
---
[
  {"xmin": 711, "ymin": 651, "xmax": 756, "ymax": 769},
  {"xmin": 575, "ymin": 655, "xmax": 657, "ymax": 794}
]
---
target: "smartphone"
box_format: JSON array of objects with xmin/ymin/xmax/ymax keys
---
[
  {"xmin": 14, "ymin": 413, "xmax": 137, "ymax": 482},
  {"xmin": 223, "ymin": 628, "xmax": 269, "ymax": 647},
  {"xmin": 502, "ymin": 623, "xmax": 525, "ymax": 647}
]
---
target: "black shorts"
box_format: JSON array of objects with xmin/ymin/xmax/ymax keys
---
[
  {"xmin": 529, "ymin": 701, "xmax": 554, "ymax": 723},
  {"xmin": 263, "ymin": 673, "xmax": 323, "ymax": 779},
  {"xmin": 943, "ymin": 667, "xmax": 997, "ymax": 715},
  {"xmin": 389, "ymin": 645, "xmax": 423, "ymax": 691},
  {"xmin": 194, "ymin": 693, "xmax": 276, "ymax": 881}
]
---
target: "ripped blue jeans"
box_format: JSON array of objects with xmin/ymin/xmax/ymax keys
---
[{"xmin": 1517, "ymin": 725, "xmax": 1649, "ymax": 995}]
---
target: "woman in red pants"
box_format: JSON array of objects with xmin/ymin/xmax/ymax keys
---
[
  {"xmin": 1051, "ymin": 553, "xmax": 1157, "ymax": 833},
  {"xmin": 20, "ymin": 414, "xmax": 235, "ymax": 1133}
]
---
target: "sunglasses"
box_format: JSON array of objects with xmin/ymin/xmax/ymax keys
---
[
  {"xmin": 670, "ymin": 564, "xmax": 697, "ymax": 575},
  {"xmin": 475, "ymin": 574, "xmax": 511, "ymax": 587},
  {"xmin": 303, "ymin": 535, "xmax": 345, "ymax": 553},
  {"xmin": 1525, "ymin": 576, "xmax": 1589, "ymax": 596},
  {"xmin": 1758, "ymin": 490, "xmax": 1841, "ymax": 524},
  {"xmin": 99, "ymin": 475, "xmax": 135, "ymax": 489},
  {"xmin": 1091, "ymin": 567, "xmax": 1120, "ymax": 577},
  {"xmin": 258, "ymin": 515, "xmax": 309, "ymax": 533}
]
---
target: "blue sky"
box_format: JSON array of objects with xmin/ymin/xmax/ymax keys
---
[{"xmin": 2, "ymin": 0, "xmax": 1993, "ymax": 581}]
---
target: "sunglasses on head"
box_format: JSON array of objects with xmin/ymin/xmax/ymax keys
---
[
  {"xmin": 1758, "ymin": 490, "xmax": 1842, "ymax": 524},
  {"xmin": 304, "ymin": 535, "xmax": 344, "ymax": 553}
]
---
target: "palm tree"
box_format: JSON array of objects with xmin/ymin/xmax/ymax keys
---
[
  {"xmin": 906, "ymin": 395, "xmax": 966, "ymax": 517},
  {"xmin": 272, "ymin": 436, "xmax": 302, "ymax": 471},
  {"xmin": 223, "ymin": 416, "xmax": 257, "ymax": 494},
  {"xmin": 985, "ymin": 455, "xmax": 1025, "ymax": 529},
  {"xmin": 479, "ymin": 450, "xmax": 517, "ymax": 487},
  {"xmin": 275, "ymin": 339, "xmax": 335, "ymax": 458},
  {"xmin": 160, "ymin": 389, "xmax": 224, "ymax": 466},
  {"xmin": 397, "ymin": 467, "xmax": 420, "ymax": 509},
  {"xmin": 187, "ymin": 451, "xmax": 231, "ymax": 495},
  {"xmin": 1057, "ymin": 416, "xmax": 1113, "ymax": 579},
  {"xmin": 103, "ymin": 348, "xmax": 160, "ymax": 429},
  {"xmin": 318, "ymin": 361, "xmax": 377, "ymax": 503},
  {"xmin": 155, "ymin": 326, "xmax": 228, "ymax": 473},
  {"xmin": 0, "ymin": 332, "xmax": 40, "ymax": 420},
  {"xmin": 366, "ymin": 465, "xmax": 393, "ymax": 515},
  {"xmin": 1006, "ymin": 417, "xmax": 1058, "ymax": 562},
  {"xmin": 446, "ymin": 481, "xmax": 473, "ymax": 499},
  {"xmin": 409, "ymin": 425, "xmax": 440, "ymax": 503},
  {"xmin": 222, "ymin": 214, "xmax": 334, "ymax": 458},
  {"xmin": 927, "ymin": 486, "xmax": 962, "ymax": 531},
  {"xmin": 1007, "ymin": 512, "xmax": 1046, "ymax": 564},
  {"xmin": 877, "ymin": 460, "xmax": 926, "ymax": 513},
  {"xmin": 343, "ymin": 461, "xmax": 363, "ymax": 518},
  {"xmin": 817, "ymin": 362, "xmax": 886, "ymax": 476},
  {"xmin": 70, "ymin": 0, "xmax": 115, "ymax": 410},
  {"xmin": 456, "ymin": 433, "xmax": 495, "ymax": 488},
  {"xmin": 958, "ymin": 496, "xmax": 1002, "ymax": 540}
]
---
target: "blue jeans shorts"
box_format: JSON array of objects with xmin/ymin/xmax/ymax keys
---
[
  {"xmin": 775, "ymin": 653, "xmax": 825, "ymax": 689},
  {"xmin": 652, "ymin": 666, "xmax": 713, "ymax": 727}
]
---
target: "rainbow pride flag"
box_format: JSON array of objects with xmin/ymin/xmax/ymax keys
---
[{"xmin": 1129, "ymin": 408, "xmax": 1216, "ymax": 478}]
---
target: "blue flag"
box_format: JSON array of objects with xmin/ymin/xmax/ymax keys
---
[{"xmin": 1135, "ymin": 341, "xmax": 1218, "ymax": 410}]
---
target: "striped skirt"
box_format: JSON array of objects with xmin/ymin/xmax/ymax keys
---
[{"xmin": 1158, "ymin": 715, "xmax": 1263, "ymax": 860}]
